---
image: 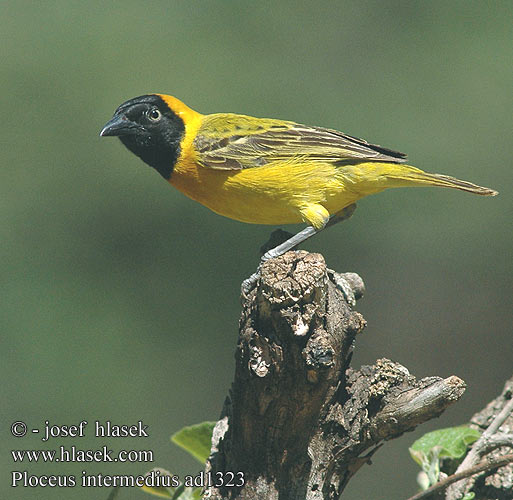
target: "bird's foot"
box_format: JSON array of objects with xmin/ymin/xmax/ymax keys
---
[{"xmin": 241, "ymin": 269, "xmax": 261, "ymax": 297}]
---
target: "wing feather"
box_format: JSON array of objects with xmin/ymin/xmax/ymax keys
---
[{"xmin": 194, "ymin": 113, "xmax": 407, "ymax": 170}]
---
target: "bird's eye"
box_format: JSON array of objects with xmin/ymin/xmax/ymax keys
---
[{"xmin": 147, "ymin": 108, "xmax": 162, "ymax": 122}]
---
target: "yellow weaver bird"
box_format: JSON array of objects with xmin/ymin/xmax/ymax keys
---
[{"xmin": 100, "ymin": 94, "xmax": 497, "ymax": 288}]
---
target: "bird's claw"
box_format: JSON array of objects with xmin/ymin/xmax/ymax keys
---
[
  {"xmin": 241, "ymin": 270, "xmax": 261, "ymax": 297},
  {"xmin": 241, "ymin": 253, "xmax": 272, "ymax": 296}
]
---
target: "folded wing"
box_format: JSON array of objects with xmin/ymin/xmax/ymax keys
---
[{"xmin": 194, "ymin": 113, "xmax": 407, "ymax": 170}]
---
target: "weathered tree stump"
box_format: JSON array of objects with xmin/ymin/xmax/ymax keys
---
[{"xmin": 204, "ymin": 251, "xmax": 466, "ymax": 499}]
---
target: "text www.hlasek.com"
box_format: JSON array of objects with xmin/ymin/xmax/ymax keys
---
[{"xmin": 12, "ymin": 446, "xmax": 153, "ymax": 463}]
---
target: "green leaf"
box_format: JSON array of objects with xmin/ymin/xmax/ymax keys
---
[
  {"xmin": 409, "ymin": 426, "xmax": 480, "ymax": 487},
  {"xmin": 173, "ymin": 486, "xmax": 202, "ymax": 500},
  {"xmin": 409, "ymin": 425, "xmax": 480, "ymax": 465},
  {"xmin": 141, "ymin": 486, "xmax": 173, "ymax": 499},
  {"xmin": 140, "ymin": 471, "xmax": 201, "ymax": 500},
  {"xmin": 171, "ymin": 421, "xmax": 216, "ymax": 464},
  {"xmin": 141, "ymin": 468, "xmax": 177, "ymax": 498},
  {"xmin": 462, "ymin": 493, "xmax": 475, "ymax": 500}
]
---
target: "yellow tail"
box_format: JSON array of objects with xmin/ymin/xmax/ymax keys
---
[{"xmin": 386, "ymin": 165, "xmax": 498, "ymax": 196}]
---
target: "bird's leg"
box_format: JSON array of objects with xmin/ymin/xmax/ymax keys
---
[
  {"xmin": 241, "ymin": 204, "xmax": 357, "ymax": 296},
  {"xmin": 261, "ymin": 203, "xmax": 357, "ymax": 261},
  {"xmin": 261, "ymin": 225, "xmax": 318, "ymax": 261}
]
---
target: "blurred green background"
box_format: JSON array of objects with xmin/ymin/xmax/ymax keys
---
[{"xmin": 2, "ymin": 1, "xmax": 511, "ymax": 499}]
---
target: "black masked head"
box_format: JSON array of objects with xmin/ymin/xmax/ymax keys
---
[{"xmin": 100, "ymin": 94, "xmax": 185, "ymax": 179}]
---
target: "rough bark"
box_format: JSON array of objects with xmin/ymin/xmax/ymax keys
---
[{"xmin": 204, "ymin": 251, "xmax": 466, "ymax": 499}]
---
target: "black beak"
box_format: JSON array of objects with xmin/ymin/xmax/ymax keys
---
[{"xmin": 99, "ymin": 114, "xmax": 138, "ymax": 137}]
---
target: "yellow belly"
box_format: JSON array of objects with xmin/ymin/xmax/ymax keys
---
[{"xmin": 169, "ymin": 158, "xmax": 398, "ymax": 227}]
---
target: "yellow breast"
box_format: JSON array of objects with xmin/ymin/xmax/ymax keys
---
[
  {"xmin": 170, "ymin": 156, "xmax": 371, "ymax": 226},
  {"xmin": 168, "ymin": 111, "xmax": 390, "ymax": 227}
]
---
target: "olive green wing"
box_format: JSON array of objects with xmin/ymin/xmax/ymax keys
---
[{"xmin": 193, "ymin": 113, "xmax": 407, "ymax": 170}]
